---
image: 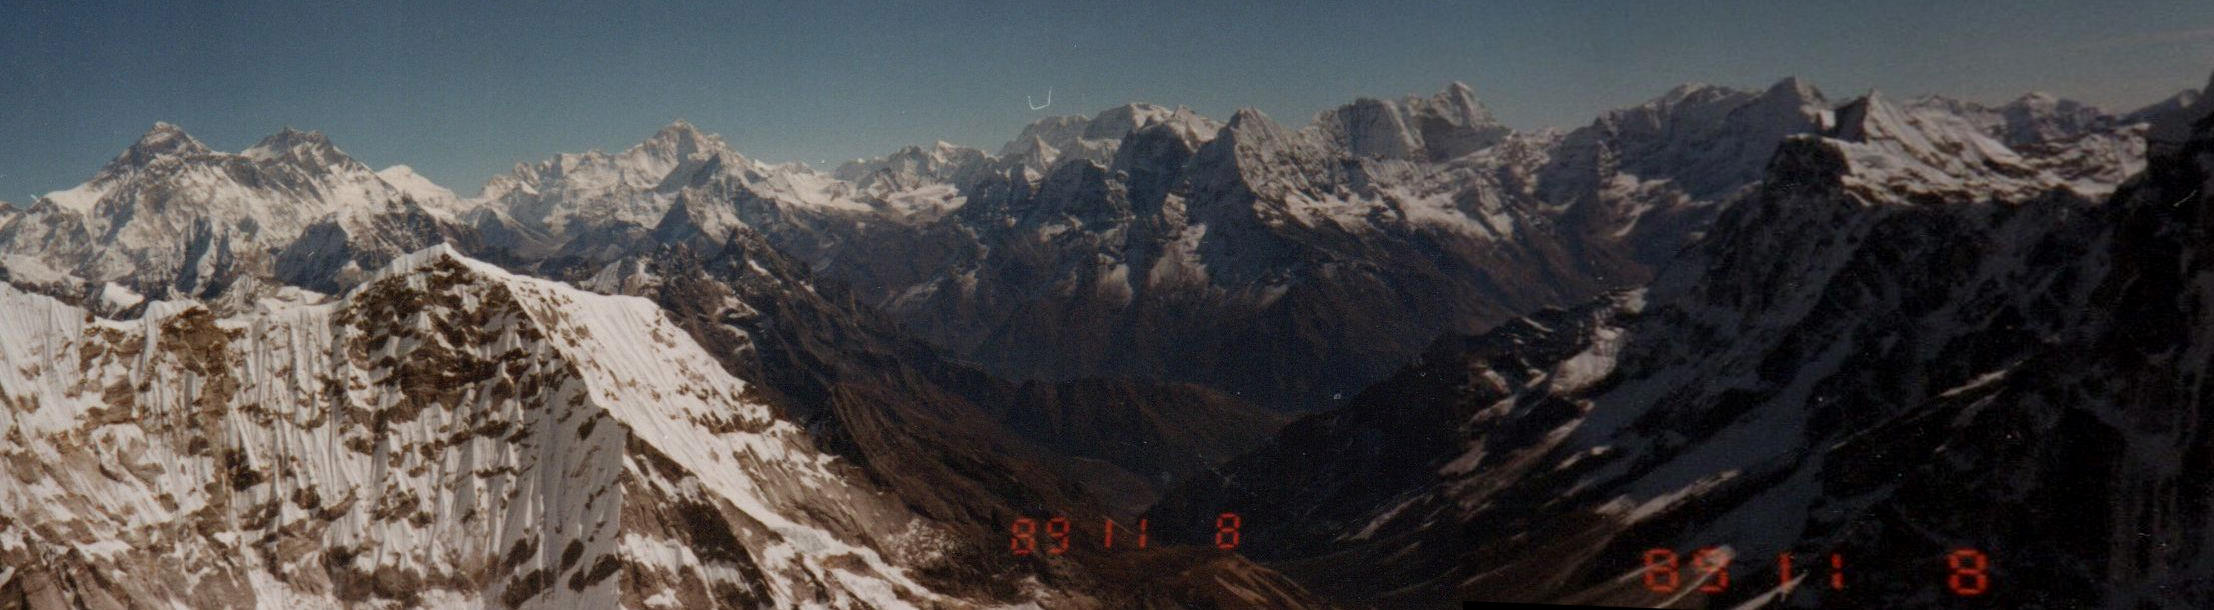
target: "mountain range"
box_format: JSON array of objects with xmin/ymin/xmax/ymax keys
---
[{"xmin": 2, "ymin": 68, "xmax": 2208, "ymax": 608}]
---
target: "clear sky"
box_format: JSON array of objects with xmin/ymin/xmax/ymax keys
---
[{"xmin": 3, "ymin": 1, "xmax": 2211, "ymax": 202}]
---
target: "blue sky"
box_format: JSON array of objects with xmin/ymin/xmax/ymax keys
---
[{"xmin": 3, "ymin": 1, "xmax": 2211, "ymax": 202}]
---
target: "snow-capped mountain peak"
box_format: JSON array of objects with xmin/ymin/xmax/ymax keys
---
[
  {"xmin": 1995, "ymin": 92, "xmax": 2108, "ymax": 145},
  {"xmin": 1820, "ymin": 90, "xmax": 2048, "ymax": 200},
  {"xmin": 1212, "ymin": 107, "xmax": 1309, "ymax": 171},
  {"xmin": 994, "ymin": 103, "xmax": 1221, "ymax": 174},
  {"xmin": 998, "ymin": 114, "xmax": 1089, "ymax": 158},
  {"xmin": 237, "ymin": 127, "xmax": 386, "ymax": 185},
  {"xmin": 1436, "ymin": 81, "xmax": 1485, "ymax": 113},
  {"xmin": 832, "ymin": 140, "xmax": 990, "ymax": 192},
  {"xmin": 632, "ymin": 119, "xmax": 735, "ymax": 167},
  {"xmin": 1085, "ymin": 103, "xmax": 1179, "ymax": 139},
  {"xmin": 0, "ymin": 123, "xmax": 421, "ymax": 299},
  {"xmin": 242, "ymin": 125, "xmax": 342, "ymax": 159},
  {"xmin": 482, "ymin": 121, "xmax": 754, "ymax": 234},
  {"xmin": 374, "ymin": 164, "xmax": 482, "ymax": 222},
  {"xmin": 1753, "ymin": 76, "xmax": 1830, "ymax": 118},
  {"xmin": 100, "ymin": 121, "xmax": 214, "ymax": 175},
  {"xmin": 1008, "ymin": 134, "xmax": 1062, "ymax": 168},
  {"xmin": 376, "ymin": 164, "xmax": 460, "ymax": 203}
]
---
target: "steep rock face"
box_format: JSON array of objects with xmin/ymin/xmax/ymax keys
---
[
  {"xmin": 1311, "ymin": 82, "xmax": 1512, "ymax": 162},
  {"xmin": 1151, "ymin": 87, "xmax": 2190, "ymax": 607},
  {"xmin": 0, "ymin": 246, "xmax": 1015, "ymax": 608}
]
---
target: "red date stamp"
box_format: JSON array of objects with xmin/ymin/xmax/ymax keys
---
[
  {"xmin": 1008, "ymin": 512, "xmax": 1243, "ymax": 555},
  {"xmin": 1640, "ymin": 546, "xmax": 1991, "ymax": 597}
]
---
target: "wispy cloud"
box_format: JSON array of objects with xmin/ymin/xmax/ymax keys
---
[{"xmin": 2073, "ymin": 26, "xmax": 2214, "ymax": 50}]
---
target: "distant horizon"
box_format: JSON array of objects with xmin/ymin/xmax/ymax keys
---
[
  {"xmin": 4, "ymin": 1, "xmax": 2211, "ymax": 203},
  {"xmin": 3, "ymin": 71, "xmax": 2200, "ymax": 208}
]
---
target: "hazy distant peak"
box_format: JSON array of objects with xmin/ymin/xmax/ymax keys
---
[
  {"xmin": 634, "ymin": 119, "xmax": 734, "ymax": 164},
  {"xmin": 2147, "ymin": 70, "xmax": 2214, "ymax": 145},
  {"xmin": 1763, "ymin": 76, "xmax": 1826, "ymax": 104}
]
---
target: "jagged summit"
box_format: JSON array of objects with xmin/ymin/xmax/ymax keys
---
[
  {"xmin": 1008, "ymin": 133, "xmax": 1060, "ymax": 163},
  {"xmin": 1084, "ymin": 103, "xmax": 1179, "ymax": 139},
  {"xmin": 91, "ymin": 123, "xmax": 368, "ymax": 176},
  {"xmin": 998, "ymin": 114, "xmax": 1089, "ymax": 158},
  {"xmin": 998, "ymin": 104, "xmax": 1195, "ymax": 172},
  {"xmin": 832, "ymin": 139, "xmax": 990, "ymax": 191},
  {"xmin": 1225, "ymin": 106, "xmax": 1275, "ymax": 129},
  {"xmin": 1747, "ymin": 81, "xmax": 2143, "ymax": 209},
  {"xmin": 242, "ymin": 125, "xmax": 360, "ymax": 168},
  {"xmin": 1415, "ymin": 81, "xmax": 1501, "ymax": 127},
  {"xmin": 1, "ymin": 121, "xmax": 431, "ymax": 298},
  {"xmin": 480, "ymin": 121, "xmax": 757, "ymax": 234},
  {"xmin": 1536, "ymin": 76, "xmax": 1836, "ymax": 213},
  {"xmin": 249, "ymin": 125, "xmax": 333, "ymax": 149},
  {"xmin": 1638, "ymin": 77, "xmax": 1825, "ymax": 114}
]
